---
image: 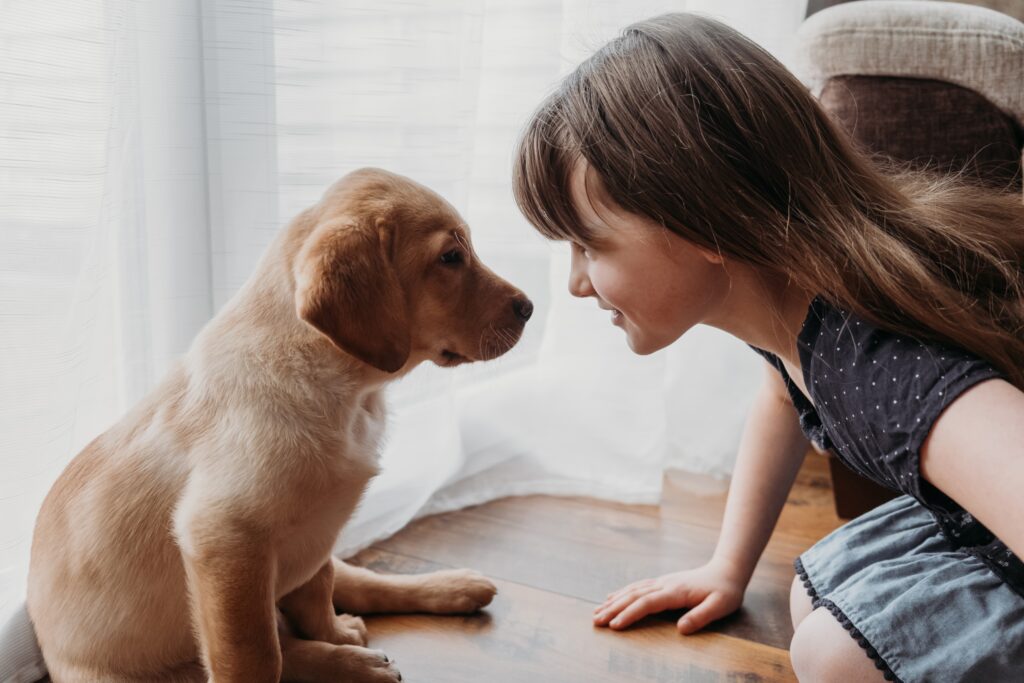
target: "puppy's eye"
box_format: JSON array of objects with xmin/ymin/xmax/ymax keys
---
[{"xmin": 440, "ymin": 249, "xmax": 463, "ymax": 266}]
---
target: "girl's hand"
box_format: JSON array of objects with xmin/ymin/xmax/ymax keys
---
[{"xmin": 593, "ymin": 559, "xmax": 746, "ymax": 634}]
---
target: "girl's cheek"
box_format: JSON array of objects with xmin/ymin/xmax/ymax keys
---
[{"xmin": 592, "ymin": 266, "xmax": 620, "ymax": 300}]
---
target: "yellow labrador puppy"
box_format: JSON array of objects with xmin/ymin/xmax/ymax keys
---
[{"xmin": 28, "ymin": 168, "xmax": 533, "ymax": 683}]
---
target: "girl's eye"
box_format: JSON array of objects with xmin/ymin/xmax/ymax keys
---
[{"xmin": 440, "ymin": 249, "xmax": 463, "ymax": 266}]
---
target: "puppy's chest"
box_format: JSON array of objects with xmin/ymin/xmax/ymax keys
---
[
  {"xmin": 346, "ymin": 404, "xmax": 386, "ymax": 461},
  {"xmin": 273, "ymin": 399, "xmax": 386, "ymax": 594},
  {"xmin": 273, "ymin": 464, "xmax": 374, "ymax": 596}
]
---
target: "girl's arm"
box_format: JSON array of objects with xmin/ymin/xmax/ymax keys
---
[
  {"xmin": 921, "ymin": 378, "xmax": 1024, "ymax": 557},
  {"xmin": 595, "ymin": 360, "xmax": 810, "ymax": 633},
  {"xmin": 710, "ymin": 360, "xmax": 812, "ymax": 585}
]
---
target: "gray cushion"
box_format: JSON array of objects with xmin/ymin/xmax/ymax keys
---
[{"xmin": 794, "ymin": 1, "xmax": 1024, "ymax": 126}]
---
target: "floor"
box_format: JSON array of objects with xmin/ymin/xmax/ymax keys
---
[{"xmin": 349, "ymin": 450, "xmax": 844, "ymax": 682}]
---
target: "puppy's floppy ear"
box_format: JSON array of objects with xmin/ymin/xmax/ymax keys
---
[{"xmin": 294, "ymin": 218, "xmax": 410, "ymax": 373}]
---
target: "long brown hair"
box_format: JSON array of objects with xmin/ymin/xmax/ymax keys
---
[{"xmin": 513, "ymin": 13, "xmax": 1024, "ymax": 389}]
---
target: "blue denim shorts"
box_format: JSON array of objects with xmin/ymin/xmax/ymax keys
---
[{"xmin": 795, "ymin": 494, "xmax": 1024, "ymax": 682}]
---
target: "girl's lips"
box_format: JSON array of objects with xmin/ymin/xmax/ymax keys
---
[{"xmin": 597, "ymin": 303, "xmax": 624, "ymax": 326}]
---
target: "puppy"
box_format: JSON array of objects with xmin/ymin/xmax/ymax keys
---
[{"xmin": 27, "ymin": 168, "xmax": 533, "ymax": 683}]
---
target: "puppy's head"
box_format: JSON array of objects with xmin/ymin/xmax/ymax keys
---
[{"xmin": 293, "ymin": 168, "xmax": 532, "ymax": 373}]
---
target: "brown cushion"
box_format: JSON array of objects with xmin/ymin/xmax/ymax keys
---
[{"xmin": 821, "ymin": 74, "xmax": 1023, "ymax": 191}]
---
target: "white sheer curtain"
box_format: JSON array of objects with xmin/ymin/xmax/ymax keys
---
[{"xmin": 0, "ymin": 0, "xmax": 806, "ymax": 678}]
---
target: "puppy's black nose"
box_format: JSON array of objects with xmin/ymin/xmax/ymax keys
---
[{"xmin": 513, "ymin": 298, "xmax": 534, "ymax": 322}]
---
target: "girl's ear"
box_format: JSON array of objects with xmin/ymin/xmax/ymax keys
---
[
  {"xmin": 293, "ymin": 218, "xmax": 411, "ymax": 373},
  {"xmin": 694, "ymin": 244, "xmax": 726, "ymax": 265}
]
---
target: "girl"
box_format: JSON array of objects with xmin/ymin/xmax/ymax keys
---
[{"xmin": 512, "ymin": 13, "xmax": 1024, "ymax": 683}]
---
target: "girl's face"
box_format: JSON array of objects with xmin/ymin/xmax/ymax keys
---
[{"xmin": 567, "ymin": 163, "xmax": 730, "ymax": 355}]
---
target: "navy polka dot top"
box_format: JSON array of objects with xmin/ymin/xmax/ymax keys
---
[{"xmin": 750, "ymin": 295, "xmax": 1024, "ymax": 597}]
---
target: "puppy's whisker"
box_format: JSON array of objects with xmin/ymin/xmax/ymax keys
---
[{"xmin": 479, "ymin": 323, "xmax": 497, "ymax": 360}]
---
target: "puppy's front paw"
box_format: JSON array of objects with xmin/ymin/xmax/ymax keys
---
[
  {"xmin": 332, "ymin": 613, "xmax": 368, "ymax": 646},
  {"xmin": 422, "ymin": 569, "xmax": 497, "ymax": 614},
  {"xmin": 337, "ymin": 646, "xmax": 402, "ymax": 683}
]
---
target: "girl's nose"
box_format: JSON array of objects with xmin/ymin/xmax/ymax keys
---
[{"xmin": 568, "ymin": 278, "xmax": 592, "ymax": 298}]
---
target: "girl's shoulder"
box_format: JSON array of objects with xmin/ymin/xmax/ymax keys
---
[
  {"xmin": 798, "ymin": 296, "xmax": 999, "ymax": 397},
  {"xmin": 798, "ymin": 296, "xmax": 1004, "ymax": 482},
  {"xmin": 748, "ymin": 295, "xmax": 1006, "ymax": 463}
]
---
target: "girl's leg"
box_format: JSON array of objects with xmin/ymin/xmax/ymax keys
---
[
  {"xmin": 789, "ymin": 574, "xmax": 814, "ymax": 630},
  {"xmin": 789, "ymin": 608, "xmax": 887, "ymax": 682}
]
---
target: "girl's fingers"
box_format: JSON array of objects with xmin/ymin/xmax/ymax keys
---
[
  {"xmin": 608, "ymin": 589, "xmax": 675, "ymax": 630},
  {"xmin": 676, "ymin": 593, "xmax": 727, "ymax": 635},
  {"xmin": 595, "ymin": 581, "xmax": 656, "ymax": 615},
  {"xmin": 593, "ymin": 585, "xmax": 658, "ymax": 624},
  {"xmin": 603, "ymin": 578, "xmax": 654, "ymax": 604},
  {"xmin": 593, "ymin": 585, "xmax": 659, "ymax": 625}
]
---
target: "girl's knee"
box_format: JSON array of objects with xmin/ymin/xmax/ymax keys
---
[
  {"xmin": 790, "ymin": 608, "xmax": 886, "ymax": 682},
  {"xmin": 789, "ymin": 573, "xmax": 814, "ymax": 630}
]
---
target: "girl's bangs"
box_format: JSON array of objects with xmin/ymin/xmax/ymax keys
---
[{"xmin": 512, "ymin": 99, "xmax": 597, "ymax": 246}]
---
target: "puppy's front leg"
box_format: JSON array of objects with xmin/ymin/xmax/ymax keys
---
[
  {"xmin": 178, "ymin": 517, "xmax": 281, "ymax": 683},
  {"xmin": 278, "ymin": 558, "xmax": 367, "ymax": 646}
]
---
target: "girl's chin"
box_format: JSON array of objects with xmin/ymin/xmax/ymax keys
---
[
  {"xmin": 624, "ymin": 326, "xmax": 680, "ymax": 356},
  {"xmin": 614, "ymin": 314, "xmax": 673, "ymax": 355},
  {"xmin": 623, "ymin": 328, "xmax": 653, "ymax": 355}
]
